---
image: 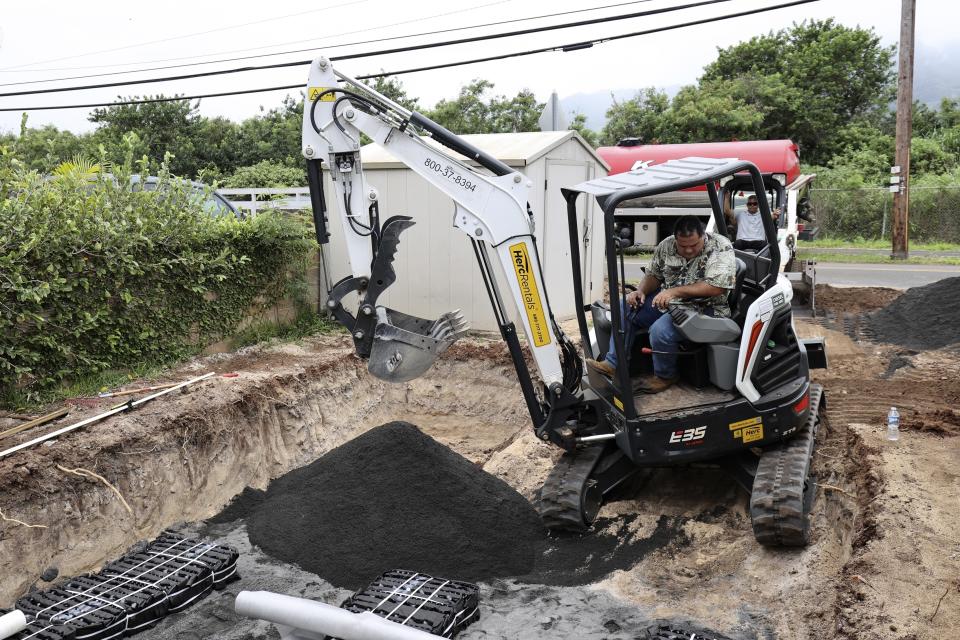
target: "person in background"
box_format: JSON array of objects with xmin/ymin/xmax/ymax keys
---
[{"xmin": 724, "ymin": 191, "xmax": 779, "ymax": 251}]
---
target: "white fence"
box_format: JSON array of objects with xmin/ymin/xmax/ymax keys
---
[{"xmin": 218, "ymin": 187, "xmax": 310, "ymax": 216}]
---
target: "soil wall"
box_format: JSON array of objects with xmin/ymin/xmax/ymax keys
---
[{"xmin": 0, "ymin": 339, "xmax": 530, "ymax": 604}]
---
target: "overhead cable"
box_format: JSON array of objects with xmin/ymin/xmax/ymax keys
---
[
  {"xmin": 0, "ymin": 0, "xmax": 370, "ymax": 72},
  {"xmin": 2, "ymin": 0, "xmax": 667, "ymax": 84},
  {"xmin": 0, "ymin": 0, "xmax": 820, "ymax": 113},
  {"xmin": 0, "ymin": 0, "xmax": 735, "ymax": 99}
]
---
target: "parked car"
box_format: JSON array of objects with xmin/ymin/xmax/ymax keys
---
[{"xmin": 128, "ymin": 175, "xmax": 239, "ymax": 218}]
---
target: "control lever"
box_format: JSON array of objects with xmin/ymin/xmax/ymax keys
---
[{"xmin": 641, "ymin": 347, "xmax": 696, "ymax": 356}]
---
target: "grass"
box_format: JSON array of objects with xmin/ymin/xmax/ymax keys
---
[
  {"xmin": 804, "ymin": 238, "xmax": 960, "ymax": 251},
  {"xmin": 228, "ymin": 309, "xmax": 341, "ymax": 350},
  {"xmin": 624, "ymin": 244, "xmax": 960, "ymax": 265},
  {"xmin": 1, "ymin": 310, "xmax": 342, "ymax": 412},
  {"xmin": 1, "ymin": 360, "xmax": 179, "ymax": 412},
  {"xmin": 797, "ymin": 250, "xmax": 960, "ymax": 265}
]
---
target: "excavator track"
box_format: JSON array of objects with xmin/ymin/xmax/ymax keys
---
[
  {"xmin": 750, "ymin": 383, "xmax": 824, "ymax": 546},
  {"xmin": 536, "ymin": 445, "xmax": 607, "ymax": 532}
]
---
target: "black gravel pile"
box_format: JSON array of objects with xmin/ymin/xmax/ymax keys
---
[
  {"xmin": 212, "ymin": 422, "xmax": 684, "ymax": 590},
  {"xmin": 866, "ymin": 276, "xmax": 960, "ymax": 350}
]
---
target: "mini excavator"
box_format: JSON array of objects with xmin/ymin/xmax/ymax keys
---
[{"xmin": 301, "ymin": 57, "xmax": 828, "ymax": 546}]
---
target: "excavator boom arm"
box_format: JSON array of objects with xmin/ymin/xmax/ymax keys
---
[{"xmin": 301, "ymin": 56, "xmax": 570, "ymax": 409}]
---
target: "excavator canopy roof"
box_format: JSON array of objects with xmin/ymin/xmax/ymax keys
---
[{"xmin": 563, "ymin": 156, "xmax": 757, "ymax": 206}]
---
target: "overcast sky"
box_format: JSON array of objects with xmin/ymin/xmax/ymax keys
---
[{"xmin": 0, "ymin": 0, "xmax": 956, "ymax": 134}]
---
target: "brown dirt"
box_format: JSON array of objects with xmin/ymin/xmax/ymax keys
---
[
  {"xmin": 814, "ymin": 284, "xmax": 903, "ymax": 314},
  {"xmin": 901, "ymin": 408, "xmax": 960, "ymax": 436},
  {"xmin": 1, "ymin": 290, "xmax": 959, "ymax": 639}
]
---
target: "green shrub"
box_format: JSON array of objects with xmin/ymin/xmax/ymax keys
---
[
  {"xmin": 223, "ymin": 160, "xmax": 306, "ymax": 188},
  {"xmin": 0, "ymin": 162, "xmax": 314, "ymax": 398}
]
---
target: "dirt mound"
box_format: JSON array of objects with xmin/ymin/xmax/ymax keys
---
[
  {"xmin": 814, "ymin": 285, "xmax": 902, "ymax": 314},
  {"xmin": 212, "ymin": 421, "xmax": 542, "ymax": 589},
  {"xmin": 866, "ymin": 277, "xmax": 960, "ymax": 349},
  {"xmin": 212, "ymin": 422, "xmax": 683, "ymax": 590}
]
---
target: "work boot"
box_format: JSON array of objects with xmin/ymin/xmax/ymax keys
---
[
  {"xmin": 636, "ymin": 375, "xmax": 679, "ymax": 394},
  {"xmin": 585, "ymin": 358, "xmax": 616, "ymax": 377},
  {"xmin": 631, "ymin": 374, "xmax": 657, "ymax": 392}
]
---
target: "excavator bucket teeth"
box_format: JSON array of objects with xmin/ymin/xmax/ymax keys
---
[{"xmin": 367, "ymin": 307, "xmax": 469, "ymax": 382}]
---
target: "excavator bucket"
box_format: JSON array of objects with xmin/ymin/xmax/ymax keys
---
[{"xmin": 367, "ymin": 307, "xmax": 469, "ymax": 382}]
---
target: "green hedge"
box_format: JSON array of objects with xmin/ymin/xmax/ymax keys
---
[{"xmin": 0, "ymin": 165, "xmax": 314, "ymax": 396}]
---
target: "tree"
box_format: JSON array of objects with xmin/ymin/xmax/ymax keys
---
[
  {"xmin": 656, "ymin": 81, "xmax": 767, "ymax": 143},
  {"xmin": 600, "ymin": 88, "xmax": 669, "ymax": 146},
  {"xmin": 700, "ymin": 19, "xmax": 895, "ymax": 163},
  {"xmin": 89, "ymin": 96, "xmax": 201, "ymax": 176},
  {"xmin": 570, "ymin": 113, "xmax": 599, "ymax": 147},
  {"xmin": 192, "ymin": 116, "xmax": 244, "ymax": 181},
  {"xmin": 912, "ymin": 101, "xmax": 941, "ymax": 138},
  {"xmin": 234, "ymin": 95, "xmax": 303, "ymax": 171},
  {"xmin": 371, "ymin": 75, "xmax": 421, "ymax": 112},
  {"xmin": 427, "ymin": 80, "xmax": 495, "ymax": 134},
  {"xmin": 490, "ymin": 89, "xmax": 543, "ymax": 133},
  {"xmin": 425, "ymin": 80, "xmax": 543, "ymax": 134},
  {"xmin": 1, "ymin": 116, "xmax": 87, "ymax": 174},
  {"xmin": 909, "ymin": 137, "xmax": 953, "ymax": 175},
  {"xmin": 224, "ymin": 160, "xmax": 306, "ymax": 188}
]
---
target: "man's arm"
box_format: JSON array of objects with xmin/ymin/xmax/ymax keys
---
[
  {"xmin": 723, "ymin": 190, "xmax": 736, "ymax": 227},
  {"xmin": 651, "ymin": 281, "xmax": 725, "ymax": 309},
  {"xmin": 626, "ymin": 273, "xmax": 661, "ymax": 308},
  {"xmin": 626, "ymin": 243, "xmax": 667, "ymax": 308}
]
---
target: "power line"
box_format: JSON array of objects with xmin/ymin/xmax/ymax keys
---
[
  {"xmin": 0, "ymin": 0, "xmax": 820, "ymax": 113},
  {"xmin": 367, "ymin": 0, "xmax": 822, "ymax": 78},
  {"xmin": 0, "ymin": 0, "xmax": 735, "ymax": 99},
  {"xmin": 0, "ymin": 0, "xmax": 513, "ymax": 79},
  {"xmin": 0, "ymin": 0, "xmax": 370, "ymax": 72}
]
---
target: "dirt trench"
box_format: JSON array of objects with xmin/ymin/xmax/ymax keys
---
[
  {"xmin": 0, "ymin": 338, "xmax": 538, "ymax": 605},
  {"xmin": 1, "ymin": 289, "xmax": 958, "ymax": 639}
]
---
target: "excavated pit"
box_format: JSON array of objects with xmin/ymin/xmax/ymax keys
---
[{"xmin": 3, "ymin": 286, "xmax": 958, "ymax": 638}]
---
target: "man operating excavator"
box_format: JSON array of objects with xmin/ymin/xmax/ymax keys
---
[{"xmin": 586, "ymin": 215, "xmax": 737, "ymax": 393}]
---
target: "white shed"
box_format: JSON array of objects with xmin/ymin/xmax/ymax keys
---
[{"xmin": 321, "ymin": 130, "xmax": 610, "ymax": 332}]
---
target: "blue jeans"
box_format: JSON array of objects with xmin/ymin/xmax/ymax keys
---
[{"xmin": 604, "ymin": 291, "xmax": 682, "ymax": 379}]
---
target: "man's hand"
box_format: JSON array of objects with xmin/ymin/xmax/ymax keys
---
[
  {"xmin": 626, "ymin": 289, "xmax": 645, "ymax": 308},
  {"xmin": 773, "ymin": 206, "xmax": 782, "ymax": 220},
  {"xmin": 652, "ymin": 288, "xmax": 681, "ymax": 310}
]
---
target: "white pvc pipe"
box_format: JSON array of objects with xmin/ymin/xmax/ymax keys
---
[
  {"xmin": 0, "ymin": 610, "xmax": 27, "ymax": 639},
  {"xmin": 235, "ymin": 591, "xmax": 441, "ymax": 640},
  {"xmin": 0, "ymin": 372, "xmax": 215, "ymax": 459}
]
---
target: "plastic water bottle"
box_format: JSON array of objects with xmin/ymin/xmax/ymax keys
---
[{"xmin": 887, "ymin": 407, "xmax": 900, "ymax": 441}]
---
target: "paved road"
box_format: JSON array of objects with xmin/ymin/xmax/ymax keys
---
[
  {"xmin": 807, "ymin": 263, "xmax": 960, "ymax": 288},
  {"xmin": 803, "ymin": 247, "xmax": 960, "ymax": 257},
  {"xmin": 622, "ymin": 260, "xmax": 960, "ymax": 289}
]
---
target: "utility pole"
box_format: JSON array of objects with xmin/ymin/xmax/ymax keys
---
[{"xmin": 891, "ymin": 0, "xmax": 916, "ymax": 259}]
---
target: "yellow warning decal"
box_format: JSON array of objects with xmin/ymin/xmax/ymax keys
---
[
  {"xmin": 308, "ymin": 87, "xmax": 336, "ymax": 102},
  {"xmin": 742, "ymin": 424, "xmax": 764, "ymax": 443},
  {"xmin": 509, "ymin": 242, "xmax": 551, "ymax": 347},
  {"xmin": 613, "ymin": 396, "xmax": 624, "ymax": 411},
  {"xmin": 729, "ymin": 416, "xmax": 762, "ymax": 431}
]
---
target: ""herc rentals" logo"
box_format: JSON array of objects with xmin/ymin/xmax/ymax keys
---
[{"xmin": 509, "ymin": 242, "xmax": 551, "ymax": 347}]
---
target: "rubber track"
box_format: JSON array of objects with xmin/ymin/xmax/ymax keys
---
[
  {"xmin": 536, "ymin": 445, "xmax": 605, "ymax": 532},
  {"xmin": 750, "ymin": 384, "xmax": 824, "ymax": 547}
]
